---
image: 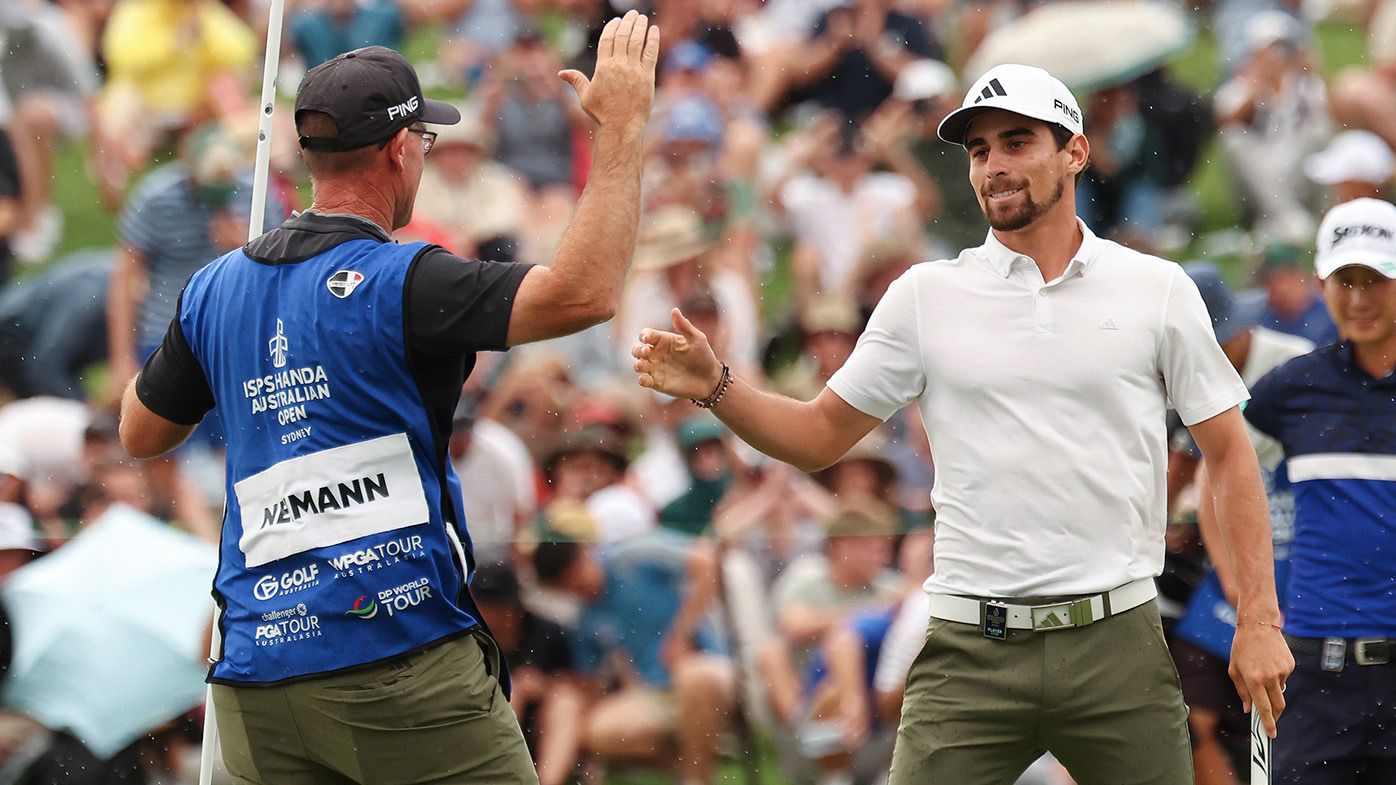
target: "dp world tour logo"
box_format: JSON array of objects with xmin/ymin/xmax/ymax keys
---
[
  {"xmin": 327, "ymin": 270, "xmax": 365, "ymax": 299},
  {"xmin": 269, "ymin": 319, "xmax": 289, "ymax": 369},
  {"xmin": 345, "ymin": 595, "xmax": 378, "ymax": 620}
]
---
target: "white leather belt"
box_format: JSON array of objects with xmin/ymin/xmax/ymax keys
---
[{"xmin": 928, "ymin": 578, "xmax": 1157, "ymax": 638}]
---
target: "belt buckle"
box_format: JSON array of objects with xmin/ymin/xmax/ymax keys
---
[
  {"xmin": 1354, "ymin": 638, "xmax": 1391, "ymax": 666},
  {"xmin": 1031, "ymin": 598, "xmax": 1093, "ymax": 631}
]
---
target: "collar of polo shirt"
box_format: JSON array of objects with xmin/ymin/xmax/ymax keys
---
[{"xmin": 979, "ymin": 218, "xmax": 1102, "ymax": 280}]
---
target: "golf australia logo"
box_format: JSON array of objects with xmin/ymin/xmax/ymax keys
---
[
  {"xmin": 253, "ymin": 563, "xmax": 321, "ymax": 601},
  {"xmin": 254, "ymin": 603, "xmax": 321, "ymax": 647},
  {"xmin": 327, "ymin": 270, "xmax": 365, "ymax": 299},
  {"xmin": 347, "ymin": 578, "xmax": 433, "ymax": 621},
  {"xmin": 269, "ymin": 319, "xmax": 289, "ymax": 369}
]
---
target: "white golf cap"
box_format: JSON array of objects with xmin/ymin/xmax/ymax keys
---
[
  {"xmin": 937, "ymin": 63, "xmax": 1084, "ymax": 145},
  {"xmin": 1304, "ymin": 131, "xmax": 1395, "ymax": 186},
  {"xmin": 1314, "ymin": 197, "xmax": 1396, "ymax": 280},
  {"xmin": 894, "ymin": 59, "xmax": 958, "ymax": 102}
]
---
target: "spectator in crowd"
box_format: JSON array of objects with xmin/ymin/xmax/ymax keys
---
[
  {"xmin": 544, "ymin": 426, "xmax": 654, "ymax": 543},
  {"xmin": 106, "ymin": 122, "xmax": 281, "ymax": 398},
  {"xmin": 93, "ymin": 0, "xmax": 256, "ymax": 201},
  {"xmin": 657, "ymin": 413, "xmax": 730, "ymax": 537},
  {"xmin": 775, "ymin": 296, "xmax": 864, "ymax": 403},
  {"xmin": 617, "ymin": 205, "xmax": 760, "ymax": 374},
  {"xmin": 1328, "ymin": 0, "xmax": 1396, "ymax": 150},
  {"xmin": 1255, "ymin": 242, "xmax": 1340, "ymax": 346},
  {"xmin": 1214, "ymin": 11, "xmax": 1330, "ymax": 242},
  {"xmin": 449, "ymin": 395, "xmax": 537, "ymax": 567},
  {"xmin": 788, "ymin": 0, "xmax": 941, "ymax": 122},
  {"xmin": 1303, "ymin": 129, "xmax": 1394, "ymax": 206},
  {"xmin": 884, "ymin": 58, "xmax": 987, "ymax": 255},
  {"xmin": 412, "ymin": 106, "xmax": 529, "ymax": 260},
  {"xmin": 0, "ymin": 249, "xmax": 112, "ymax": 400},
  {"xmin": 758, "ymin": 505, "xmax": 902, "ymax": 741},
  {"xmin": 472, "ymin": 562, "xmax": 584, "ymax": 785},
  {"xmin": 0, "ymin": 127, "xmax": 18, "ymax": 286},
  {"xmin": 775, "ymin": 122, "xmax": 921, "ymax": 311},
  {"xmin": 291, "ymin": 0, "xmax": 405, "ymax": 68},
  {"xmin": 0, "ymin": 0, "xmax": 103, "ymax": 263},
  {"xmin": 1241, "ymin": 197, "xmax": 1396, "ymax": 784},
  {"xmin": 533, "ymin": 532, "xmax": 737, "ymax": 785}
]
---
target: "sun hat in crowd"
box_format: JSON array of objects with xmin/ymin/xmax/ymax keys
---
[
  {"xmin": 1314, "ymin": 197, "xmax": 1396, "ymax": 280},
  {"xmin": 894, "ymin": 59, "xmax": 958, "ymax": 102},
  {"xmin": 1183, "ymin": 262, "xmax": 1265, "ymax": 345},
  {"xmin": 296, "ymin": 46, "xmax": 460, "ymax": 152},
  {"xmin": 633, "ymin": 206, "xmax": 716, "ymax": 271},
  {"xmin": 937, "ymin": 63, "xmax": 1083, "ymax": 145},
  {"xmin": 1304, "ymin": 131, "xmax": 1395, "ymax": 186}
]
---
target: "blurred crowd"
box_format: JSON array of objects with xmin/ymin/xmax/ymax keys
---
[{"xmin": 0, "ymin": 0, "xmax": 1388, "ymax": 782}]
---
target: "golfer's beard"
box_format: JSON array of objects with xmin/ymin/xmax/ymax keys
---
[{"xmin": 983, "ymin": 177, "xmax": 1066, "ymax": 232}]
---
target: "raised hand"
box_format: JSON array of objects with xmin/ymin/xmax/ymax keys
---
[
  {"xmin": 558, "ymin": 10, "xmax": 660, "ymax": 133},
  {"xmin": 633, "ymin": 308, "xmax": 725, "ymax": 401}
]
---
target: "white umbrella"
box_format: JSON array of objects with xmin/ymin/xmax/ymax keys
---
[
  {"xmin": 964, "ymin": 0, "xmax": 1195, "ymax": 91},
  {"xmin": 1, "ymin": 505, "xmax": 217, "ymax": 760}
]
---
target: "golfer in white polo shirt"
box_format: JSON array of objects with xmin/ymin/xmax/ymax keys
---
[{"xmin": 631, "ymin": 64, "xmax": 1294, "ymax": 784}]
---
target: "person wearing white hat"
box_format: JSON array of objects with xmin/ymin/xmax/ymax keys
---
[
  {"xmin": 1241, "ymin": 198, "xmax": 1396, "ymax": 784},
  {"xmin": 1303, "ymin": 130, "xmax": 1394, "ymax": 205},
  {"xmin": 633, "ymin": 62, "xmax": 1293, "ymax": 785}
]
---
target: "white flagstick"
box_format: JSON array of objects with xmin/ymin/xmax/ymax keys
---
[
  {"xmin": 199, "ymin": 3, "xmax": 287, "ymax": 783},
  {"xmin": 1251, "ymin": 709, "xmax": 1272, "ymax": 784},
  {"xmin": 248, "ymin": 0, "xmax": 287, "ymax": 241}
]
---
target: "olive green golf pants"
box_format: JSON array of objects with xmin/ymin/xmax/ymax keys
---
[
  {"xmin": 213, "ymin": 633, "xmax": 539, "ymax": 785},
  {"xmin": 889, "ymin": 602, "xmax": 1193, "ymax": 785}
]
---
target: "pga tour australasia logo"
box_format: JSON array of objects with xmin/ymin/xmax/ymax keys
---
[
  {"xmin": 269, "ymin": 319, "xmax": 289, "ymax": 368},
  {"xmin": 327, "ymin": 270, "xmax": 365, "ymax": 299}
]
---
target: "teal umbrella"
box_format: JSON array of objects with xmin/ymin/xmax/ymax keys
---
[{"xmin": 2, "ymin": 505, "xmax": 217, "ymax": 760}]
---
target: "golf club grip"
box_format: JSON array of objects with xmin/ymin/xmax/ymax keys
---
[{"xmin": 1250, "ymin": 708, "xmax": 1271, "ymax": 784}]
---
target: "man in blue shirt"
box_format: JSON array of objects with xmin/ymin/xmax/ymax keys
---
[{"xmin": 1244, "ymin": 197, "xmax": 1396, "ymax": 785}]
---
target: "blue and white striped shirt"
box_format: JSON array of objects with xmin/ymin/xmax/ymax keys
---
[{"xmin": 1244, "ymin": 342, "xmax": 1396, "ymax": 638}]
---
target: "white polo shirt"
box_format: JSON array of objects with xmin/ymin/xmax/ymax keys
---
[{"xmin": 827, "ymin": 221, "xmax": 1248, "ymax": 597}]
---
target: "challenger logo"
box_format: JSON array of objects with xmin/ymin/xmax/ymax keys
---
[
  {"xmin": 345, "ymin": 595, "xmax": 379, "ymax": 620},
  {"xmin": 327, "ymin": 270, "xmax": 365, "ymax": 299}
]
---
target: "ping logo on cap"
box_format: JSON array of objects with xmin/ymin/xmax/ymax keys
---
[
  {"xmin": 973, "ymin": 78, "xmax": 1008, "ymax": 104},
  {"xmin": 1053, "ymin": 99, "xmax": 1081, "ymax": 124},
  {"xmin": 387, "ymin": 95, "xmax": 420, "ymax": 121}
]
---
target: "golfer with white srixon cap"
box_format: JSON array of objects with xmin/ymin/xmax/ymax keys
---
[
  {"xmin": 118, "ymin": 13, "xmax": 658, "ymax": 785},
  {"xmin": 1243, "ymin": 197, "xmax": 1396, "ymax": 784},
  {"xmin": 632, "ymin": 62, "xmax": 1293, "ymax": 784}
]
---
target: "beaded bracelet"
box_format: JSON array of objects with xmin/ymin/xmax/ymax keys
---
[
  {"xmin": 1236, "ymin": 621, "xmax": 1283, "ymax": 631},
  {"xmin": 692, "ymin": 363, "xmax": 732, "ymax": 409}
]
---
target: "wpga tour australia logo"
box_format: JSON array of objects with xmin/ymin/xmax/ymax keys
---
[
  {"xmin": 269, "ymin": 319, "xmax": 289, "ymax": 368},
  {"xmin": 326, "ymin": 270, "xmax": 365, "ymax": 299}
]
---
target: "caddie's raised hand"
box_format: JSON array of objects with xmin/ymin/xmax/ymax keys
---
[
  {"xmin": 559, "ymin": 10, "xmax": 660, "ymax": 131},
  {"xmin": 633, "ymin": 308, "xmax": 724, "ymax": 401}
]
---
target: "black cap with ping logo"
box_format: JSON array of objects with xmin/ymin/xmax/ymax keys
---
[{"xmin": 295, "ymin": 46, "xmax": 460, "ymax": 153}]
